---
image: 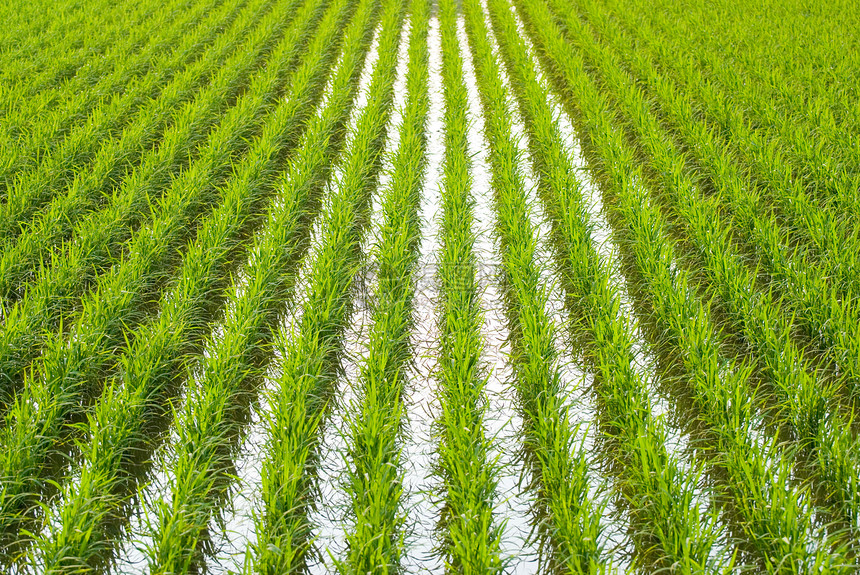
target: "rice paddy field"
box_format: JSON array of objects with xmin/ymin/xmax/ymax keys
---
[{"xmin": 1, "ymin": 0, "xmax": 859, "ymax": 572}]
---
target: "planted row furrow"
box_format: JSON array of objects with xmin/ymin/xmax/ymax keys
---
[
  {"xmin": 426, "ymin": 0, "xmax": 506, "ymax": 570},
  {"xmin": 513, "ymin": 0, "xmax": 839, "ymax": 569},
  {"xmin": 0, "ymin": 0, "xmax": 325, "ymax": 551},
  {"xmin": 0, "ymin": 0, "xmax": 203, "ymax": 189},
  {"xmin": 0, "ymin": 0, "xmax": 235, "ymax": 240},
  {"xmin": 465, "ymin": 0, "xmax": 723, "ymax": 570},
  {"xmin": 340, "ymin": 0, "xmax": 429, "ymax": 570},
  {"xmin": 26, "ymin": 0, "xmax": 354, "ymax": 570},
  {"xmin": 135, "ymin": 0, "xmax": 383, "ymax": 570},
  {"xmin": 540, "ymin": 0, "xmax": 860, "ymax": 532},
  {"xmin": 248, "ymin": 2, "xmax": 408, "ymax": 570},
  {"xmin": 0, "ymin": 0, "xmax": 311, "ymax": 407},
  {"xmin": 458, "ymin": 0, "xmax": 610, "ymax": 571},
  {"xmin": 554, "ymin": 0, "xmax": 860, "ymax": 395},
  {"xmin": 0, "ymin": 0, "xmax": 261, "ymax": 302}
]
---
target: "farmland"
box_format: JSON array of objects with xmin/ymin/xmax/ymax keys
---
[{"xmin": 0, "ymin": 0, "xmax": 858, "ymax": 572}]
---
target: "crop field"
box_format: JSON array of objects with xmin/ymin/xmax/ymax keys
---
[{"xmin": 1, "ymin": 0, "xmax": 858, "ymax": 572}]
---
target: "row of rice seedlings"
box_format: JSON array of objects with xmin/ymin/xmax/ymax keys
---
[
  {"xmin": 248, "ymin": 1, "xmax": 408, "ymax": 570},
  {"xmin": 0, "ymin": 0, "xmax": 206, "ymax": 191},
  {"xmin": 195, "ymin": 23, "xmax": 380, "ymax": 568},
  {"xmin": 511, "ymin": 0, "xmax": 847, "ymax": 569},
  {"xmin": 470, "ymin": 0, "xmax": 684, "ymax": 569},
  {"xmin": 0, "ymin": 0, "xmax": 163, "ymax": 123},
  {"xmin": 543, "ymin": 0, "xmax": 860, "ymax": 523},
  {"xmin": 136, "ymin": 1, "xmax": 385, "ymax": 570},
  {"xmin": 432, "ymin": 0, "xmax": 506, "ymax": 569},
  {"xmin": 558, "ymin": 0, "xmax": 860, "ymax": 399},
  {"xmin": 467, "ymin": 0, "xmax": 723, "ymax": 570},
  {"xmin": 581, "ymin": 0, "xmax": 860, "ymax": 288},
  {"xmin": 0, "ymin": 0, "xmax": 266, "ymax": 303},
  {"xmin": 205, "ymin": 44, "xmax": 354, "ymax": 567},
  {"xmin": 20, "ymin": 0, "xmax": 357, "ymax": 570},
  {"xmin": 0, "ymin": 0, "xmax": 236, "ymax": 240},
  {"xmin": 0, "ymin": 0, "xmax": 330, "ymax": 555},
  {"xmin": 594, "ymin": 0, "xmax": 860, "ymax": 229},
  {"xmin": 456, "ymin": 9, "xmax": 543, "ymax": 569},
  {"xmin": 281, "ymin": 7, "xmax": 393, "ymax": 570},
  {"xmin": 499, "ymin": 13, "xmax": 638, "ymax": 560},
  {"xmin": 399, "ymin": 11, "xmax": 445, "ymax": 570},
  {"xmin": 0, "ymin": 0, "xmax": 313, "ymax": 407},
  {"xmin": 338, "ymin": 0, "xmax": 428, "ymax": 569}
]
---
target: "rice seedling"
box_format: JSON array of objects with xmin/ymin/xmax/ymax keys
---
[
  {"xmin": 339, "ymin": 0, "xmax": 429, "ymax": 570},
  {"xmin": 0, "ymin": 0, "xmax": 267, "ymax": 302},
  {"xmin": 564, "ymin": 0, "xmax": 860, "ymax": 400},
  {"xmin": 540, "ymin": 0, "xmax": 860, "ymax": 538},
  {"xmin": 514, "ymin": 0, "xmax": 853, "ymax": 569},
  {"xmin": 420, "ymin": 0, "xmax": 509, "ymax": 571},
  {"xmin": 397, "ymin": 13, "xmax": 445, "ymax": 571},
  {"xmin": 580, "ymin": 0, "xmax": 860, "ymax": 296},
  {"xmin": 457, "ymin": 1, "xmax": 611, "ymax": 572},
  {"xmin": 0, "ymin": 0, "xmax": 164, "ymax": 101},
  {"xmin": 247, "ymin": 1, "xmax": 411, "ymax": 570},
  {"xmin": 0, "ymin": 0, "xmax": 854, "ymax": 569},
  {"xmin": 470, "ymin": 0, "xmax": 724, "ymax": 570},
  {"xmin": 457, "ymin": 11, "xmax": 543, "ymax": 568},
  {"xmin": 594, "ymin": 0, "xmax": 860, "ymax": 230},
  {"xmin": 22, "ymin": 1, "xmax": 357, "ymax": 571},
  {"xmin": 0, "ymin": 0, "xmax": 167, "ymax": 131}
]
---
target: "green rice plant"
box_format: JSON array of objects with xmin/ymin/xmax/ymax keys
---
[
  {"xmin": 0, "ymin": 0, "xmax": 264, "ymax": 302},
  {"xmin": 339, "ymin": 0, "xmax": 429, "ymax": 571},
  {"xmin": 136, "ymin": 1, "xmax": 386, "ymax": 571},
  {"xmin": 514, "ymin": 0, "xmax": 849, "ymax": 569},
  {"xmin": 0, "ymin": 0, "xmax": 209, "ymax": 193},
  {"xmin": 552, "ymin": 0, "xmax": 860, "ymax": 490},
  {"xmin": 541, "ymin": 1, "xmax": 860, "ymax": 531},
  {"xmin": 24, "ymin": 2, "xmax": 354, "ymax": 570},
  {"xmin": 0, "ymin": 0, "xmax": 314, "ymax": 409},
  {"xmin": 464, "ymin": 0, "xmax": 722, "ymax": 571},
  {"xmin": 247, "ymin": 2, "xmax": 412, "ymax": 571},
  {"xmin": 419, "ymin": 0, "xmax": 506, "ymax": 571},
  {"xmin": 0, "ymin": 0, "xmax": 328, "ymax": 553},
  {"xmin": 460, "ymin": 1, "xmax": 609, "ymax": 572},
  {"xmin": 0, "ymin": 0, "xmax": 240, "ymax": 243}
]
